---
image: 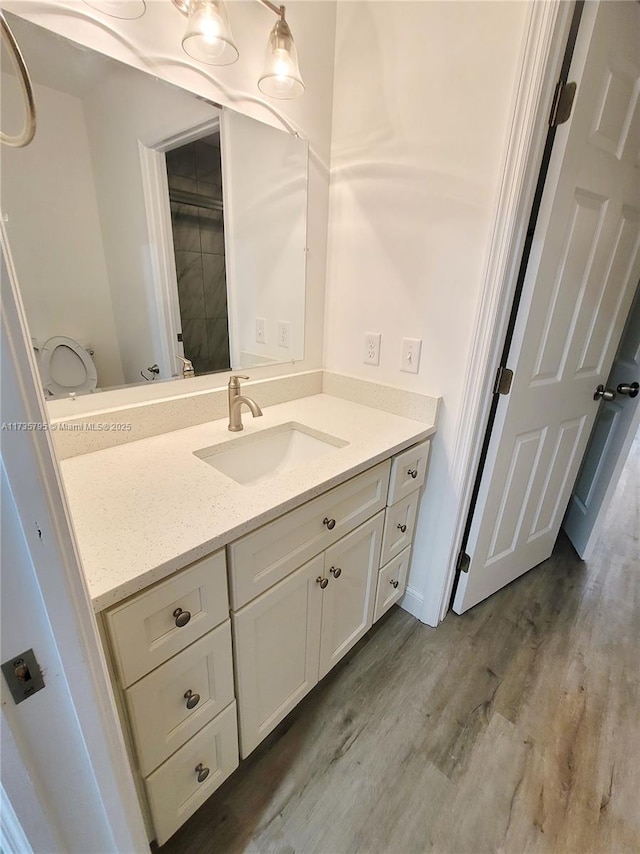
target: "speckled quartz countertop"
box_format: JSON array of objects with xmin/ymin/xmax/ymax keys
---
[{"xmin": 59, "ymin": 394, "xmax": 436, "ymax": 612}]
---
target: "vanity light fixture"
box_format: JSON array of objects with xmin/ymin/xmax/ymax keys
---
[{"xmin": 172, "ymin": 0, "xmax": 305, "ymax": 98}]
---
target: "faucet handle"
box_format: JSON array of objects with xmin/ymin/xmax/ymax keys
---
[{"xmin": 229, "ymin": 374, "xmax": 250, "ymax": 387}]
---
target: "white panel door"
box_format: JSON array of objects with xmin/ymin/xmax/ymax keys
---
[
  {"xmin": 232, "ymin": 554, "xmax": 323, "ymax": 758},
  {"xmin": 454, "ymin": 1, "xmax": 640, "ymax": 613},
  {"xmin": 318, "ymin": 513, "xmax": 383, "ymax": 679},
  {"xmin": 563, "ymin": 284, "xmax": 640, "ymax": 556}
]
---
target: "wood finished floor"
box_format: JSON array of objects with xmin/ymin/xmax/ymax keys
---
[{"xmin": 159, "ymin": 434, "xmax": 639, "ymax": 854}]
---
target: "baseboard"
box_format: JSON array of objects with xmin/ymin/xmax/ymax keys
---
[{"xmin": 399, "ymin": 584, "xmax": 424, "ymax": 620}]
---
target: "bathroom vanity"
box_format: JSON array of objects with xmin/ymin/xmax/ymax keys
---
[{"xmin": 58, "ymin": 393, "xmax": 435, "ymax": 845}]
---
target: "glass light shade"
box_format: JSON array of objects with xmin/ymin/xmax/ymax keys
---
[
  {"xmin": 258, "ymin": 18, "xmax": 304, "ymax": 99},
  {"xmin": 83, "ymin": 0, "xmax": 146, "ymax": 19},
  {"xmin": 182, "ymin": 0, "xmax": 239, "ymax": 66}
]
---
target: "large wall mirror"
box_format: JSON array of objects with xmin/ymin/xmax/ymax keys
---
[{"xmin": 0, "ymin": 13, "xmax": 308, "ymax": 398}]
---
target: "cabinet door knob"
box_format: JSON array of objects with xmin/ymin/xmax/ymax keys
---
[
  {"xmin": 195, "ymin": 763, "xmax": 210, "ymax": 783},
  {"xmin": 397, "ymin": 523, "xmax": 407, "ymax": 533},
  {"xmin": 173, "ymin": 607, "xmax": 191, "ymax": 628},
  {"xmin": 323, "ymin": 517, "xmax": 336, "ymax": 530},
  {"xmin": 316, "ymin": 576, "xmax": 329, "ymax": 589},
  {"xmin": 390, "ymin": 579, "xmax": 399, "ymax": 589},
  {"xmin": 329, "ymin": 566, "xmax": 342, "ymax": 578},
  {"xmin": 184, "ymin": 690, "xmax": 200, "ymax": 710},
  {"xmin": 407, "ymin": 468, "xmax": 418, "ymax": 479}
]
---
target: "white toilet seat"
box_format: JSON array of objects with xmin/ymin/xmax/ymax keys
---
[{"xmin": 39, "ymin": 336, "xmax": 98, "ymax": 396}]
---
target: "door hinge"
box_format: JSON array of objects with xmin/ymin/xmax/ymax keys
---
[
  {"xmin": 457, "ymin": 551, "xmax": 471, "ymax": 574},
  {"xmin": 549, "ymin": 80, "xmax": 577, "ymax": 127},
  {"xmin": 494, "ymin": 366, "xmax": 514, "ymax": 396}
]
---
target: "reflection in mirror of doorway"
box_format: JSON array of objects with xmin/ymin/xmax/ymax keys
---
[{"xmin": 165, "ymin": 134, "xmax": 231, "ymax": 376}]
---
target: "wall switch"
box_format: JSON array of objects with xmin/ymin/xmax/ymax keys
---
[
  {"xmin": 364, "ymin": 332, "xmax": 381, "ymax": 366},
  {"xmin": 255, "ymin": 317, "xmax": 266, "ymax": 344},
  {"xmin": 1, "ymin": 648, "xmax": 45, "ymax": 705},
  {"xmin": 401, "ymin": 337, "xmax": 422, "ymax": 373},
  {"xmin": 277, "ymin": 320, "xmax": 291, "ymax": 348}
]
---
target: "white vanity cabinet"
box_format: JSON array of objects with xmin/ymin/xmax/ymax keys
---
[
  {"xmin": 229, "ymin": 444, "xmax": 430, "ymax": 759},
  {"xmin": 99, "ymin": 438, "xmax": 432, "ymax": 846},
  {"xmin": 233, "ymin": 513, "xmax": 384, "ymax": 757},
  {"xmin": 103, "ymin": 549, "xmax": 239, "ymax": 846},
  {"xmin": 373, "ymin": 439, "xmax": 431, "ymax": 619}
]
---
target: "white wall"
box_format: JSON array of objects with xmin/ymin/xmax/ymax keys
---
[
  {"xmin": 4, "ymin": 0, "xmax": 337, "ymax": 412},
  {"xmin": 0, "ymin": 74, "xmax": 125, "ymax": 388},
  {"xmin": 326, "ymin": 1, "xmax": 532, "ymax": 617}
]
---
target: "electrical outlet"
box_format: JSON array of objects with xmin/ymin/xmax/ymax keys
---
[
  {"xmin": 255, "ymin": 317, "xmax": 266, "ymax": 344},
  {"xmin": 278, "ymin": 320, "xmax": 291, "ymax": 348},
  {"xmin": 364, "ymin": 332, "xmax": 381, "ymax": 366},
  {"xmin": 401, "ymin": 337, "xmax": 422, "ymax": 374}
]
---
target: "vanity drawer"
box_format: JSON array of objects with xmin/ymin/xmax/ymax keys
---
[
  {"xmin": 387, "ymin": 440, "xmax": 431, "ymax": 505},
  {"xmin": 374, "ymin": 547, "xmax": 411, "ymax": 622},
  {"xmin": 125, "ymin": 621, "xmax": 234, "ymax": 776},
  {"xmin": 380, "ymin": 491, "xmax": 419, "ymax": 567},
  {"xmin": 228, "ymin": 460, "xmax": 390, "ymax": 609},
  {"xmin": 105, "ymin": 549, "xmax": 229, "ymax": 687},
  {"xmin": 145, "ymin": 701, "xmax": 239, "ymax": 846}
]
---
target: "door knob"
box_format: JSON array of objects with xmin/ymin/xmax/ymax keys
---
[
  {"xmin": 617, "ymin": 382, "xmax": 639, "ymax": 398},
  {"xmin": 593, "ymin": 385, "xmax": 616, "ymax": 401}
]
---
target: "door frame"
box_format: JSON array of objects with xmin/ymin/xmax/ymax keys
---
[
  {"xmin": 421, "ymin": 0, "xmax": 576, "ymax": 625},
  {"xmin": 139, "ymin": 116, "xmax": 222, "ymax": 381},
  {"xmin": 1, "ymin": 224, "xmax": 149, "ymax": 850}
]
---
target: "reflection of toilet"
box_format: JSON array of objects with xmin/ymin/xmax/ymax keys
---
[{"xmin": 39, "ymin": 336, "xmax": 98, "ymax": 396}]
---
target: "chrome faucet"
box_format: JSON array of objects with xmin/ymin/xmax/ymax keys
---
[{"xmin": 228, "ymin": 375, "xmax": 263, "ymax": 432}]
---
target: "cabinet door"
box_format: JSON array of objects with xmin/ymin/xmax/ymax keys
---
[
  {"xmin": 318, "ymin": 512, "xmax": 384, "ymax": 680},
  {"xmin": 232, "ymin": 554, "xmax": 323, "ymax": 758}
]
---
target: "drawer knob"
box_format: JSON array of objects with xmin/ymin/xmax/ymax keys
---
[
  {"xmin": 173, "ymin": 607, "xmax": 191, "ymax": 628},
  {"xmin": 407, "ymin": 468, "xmax": 418, "ymax": 479},
  {"xmin": 397, "ymin": 523, "xmax": 407, "ymax": 533},
  {"xmin": 184, "ymin": 690, "xmax": 200, "ymax": 710},
  {"xmin": 323, "ymin": 517, "xmax": 336, "ymax": 530},
  {"xmin": 195, "ymin": 763, "xmax": 210, "ymax": 783},
  {"xmin": 390, "ymin": 579, "xmax": 399, "ymax": 589},
  {"xmin": 316, "ymin": 576, "xmax": 329, "ymax": 589},
  {"xmin": 329, "ymin": 566, "xmax": 342, "ymax": 578}
]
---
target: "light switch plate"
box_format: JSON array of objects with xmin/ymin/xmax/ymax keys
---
[
  {"xmin": 401, "ymin": 338, "xmax": 422, "ymax": 373},
  {"xmin": 255, "ymin": 317, "xmax": 266, "ymax": 344}
]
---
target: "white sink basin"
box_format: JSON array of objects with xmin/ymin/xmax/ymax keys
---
[{"xmin": 194, "ymin": 422, "xmax": 349, "ymax": 485}]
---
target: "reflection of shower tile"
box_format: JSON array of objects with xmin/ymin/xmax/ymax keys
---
[
  {"xmin": 182, "ymin": 318, "xmax": 208, "ymax": 375},
  {"xmin": 195, "ymin": 141, "xmax": 222, "ymax": 187},
  {"xmin": 168, "ymin": 173, "xmax": 198, "ymax": 193},
  {"xmin": 175, "ymin": 251, "xmax": 205, "ymax": 319},
  {"xmin": 200, "ymin": 208, "xmax": 225, "ymax": 255},
  {"xmin": 203, "ymin": 254, "xmax": 228, "ymax": 318},
  {"xmin": 197, "ymin": 177, "xmax": 223, "ymax": 205},
  {"xmin": 207, "ymin": 318, "xmax": 231, "ymax": 372},
  {"xmin": 171, "ymin": 205, "xmax": 201, "ymax": 253},
  {"xmin": 166, "ymin": 143, "xmax": 197, "ymax": 180}
]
